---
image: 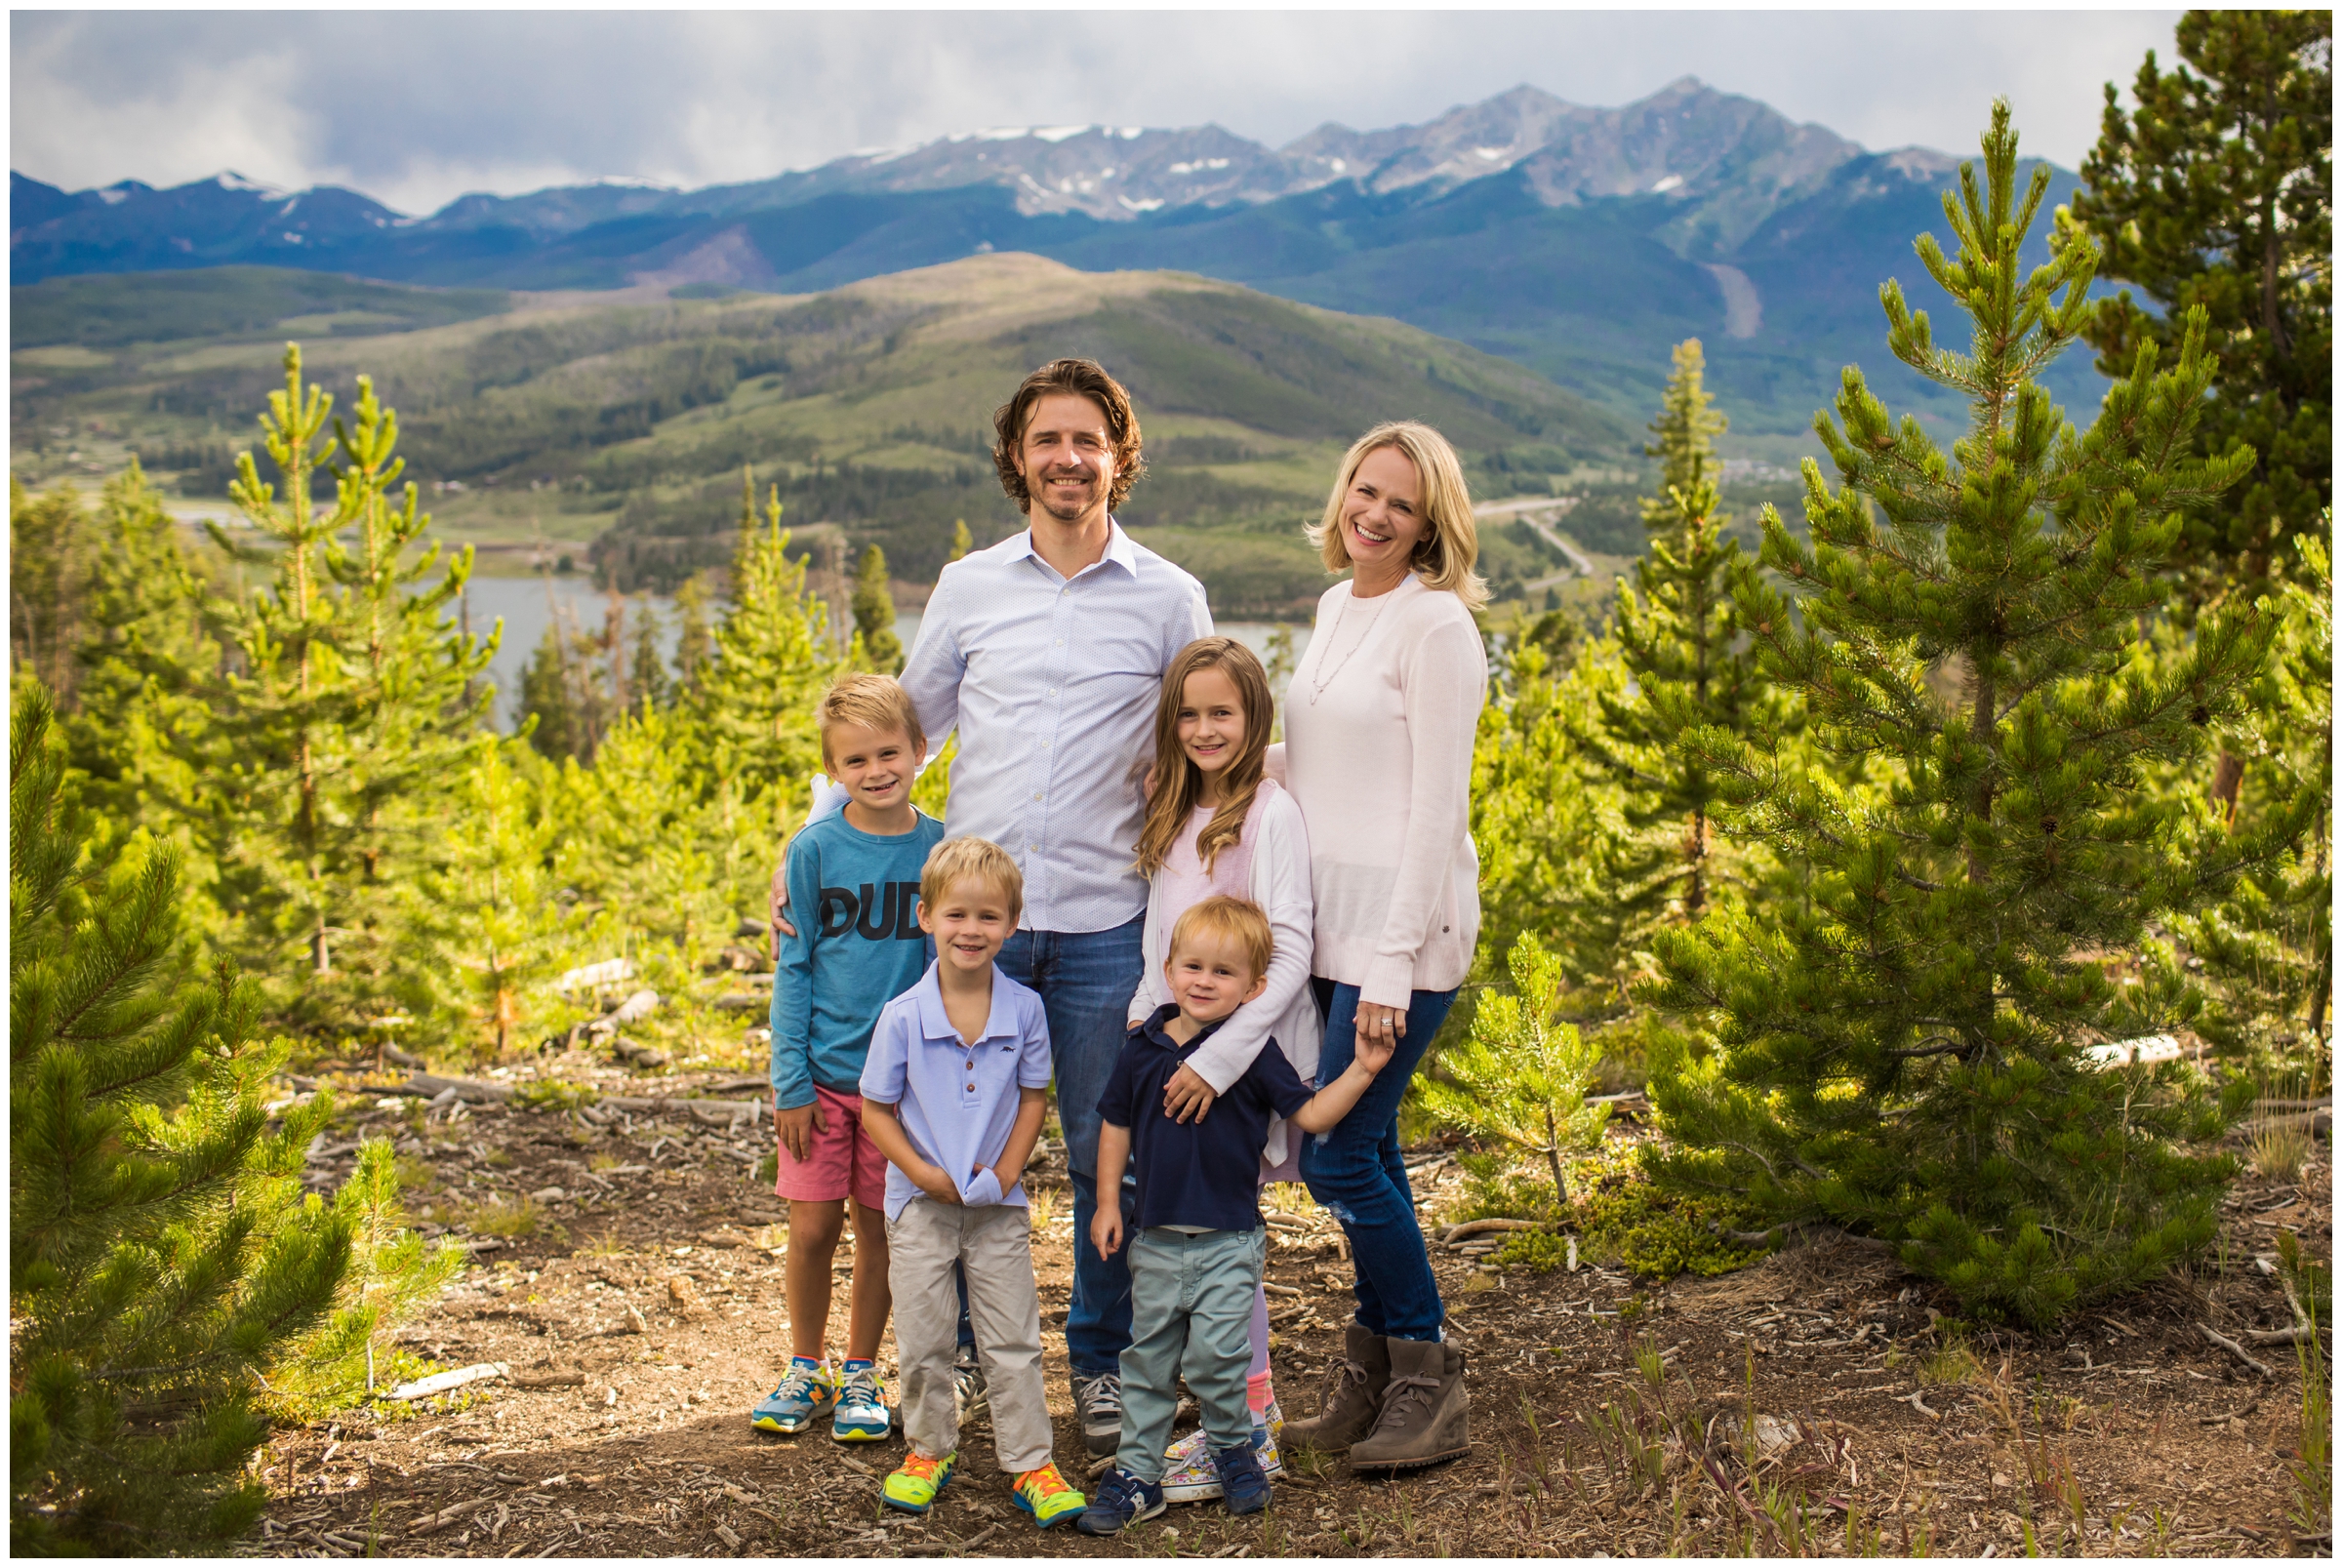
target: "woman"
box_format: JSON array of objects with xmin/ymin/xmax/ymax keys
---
[{"xmin": 1268, "ymin": 421, "xmax": 1487, "ymax": 1471}]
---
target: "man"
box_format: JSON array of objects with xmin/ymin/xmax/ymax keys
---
[{"xmin": 774, "ymin": 358, "xmax": 1212, "ymax": 1456}]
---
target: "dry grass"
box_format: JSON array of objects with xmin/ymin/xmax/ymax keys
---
[
  {"xmin": 2252, "ymin": 1115, "xmax": 2315, "ymax": 1183},
  {"xmin": 466, "ymin": 1195, "xmax": 544, "ymax": 1238}
]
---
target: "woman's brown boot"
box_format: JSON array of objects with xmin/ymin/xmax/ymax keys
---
[
  {"xmin": 1280, "ymin": 1323, "xmax": 1390, "ymax": 1454},
  {"xmin": 1348, "ymin": 1336, "xmax": 1469, "ymax": 1471}
]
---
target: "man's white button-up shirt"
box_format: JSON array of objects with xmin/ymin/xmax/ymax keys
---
[{"xmin": 901, "ymin": 520, "xmax": 1212, "ymax": 934}]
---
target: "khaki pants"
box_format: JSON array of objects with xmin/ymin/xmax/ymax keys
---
[{"xmin": 887, "ymin": 1196, "xmax": 1053, "ymax": 1474}]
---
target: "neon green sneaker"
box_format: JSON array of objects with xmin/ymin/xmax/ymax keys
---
[
  {"xmin": 881, "ymin": 1450, "xmax": 955, "ymax": 1514},
  {"xmin": 1011, "ymin": 1460, "xmax": 1086, "ymax": 1529}
]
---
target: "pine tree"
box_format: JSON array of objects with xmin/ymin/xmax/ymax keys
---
[
  {"xmin": 318, "ymin": 377, "xmax": 497, "ymax": 1023},
  {"xmin": 853, "ymin": 543, "xmax": 904, "ymax": 671},
  {"xmin": 515, "ymin": 599, "xmax": 612, "ymax": 763},
  {"xmin": 197, "ymin": 343, "xmax": 364, "ymax": 987},
  {"xmin": 551, "ymin": 702, "xmax": 757, "ymax": 971},
  {"xmin": 1646, "ymin": 102, "xmax": 2274, "ymax": 1326},
  {"xmin": 670, "ymin": 574, "xmax": 714, "ymax": 693},
  {"xmin": 190, "ymin": 348, "xmax": 492, "ymax": 1030},
  {"xmin": 8, "ymin": 478, "xmax": 97, "ymax": 702},
  {"xmin": 9, "ymin": 684, "xmax": 443, "ymax": 1550},
  {"xmin": 2162, "ymin": 525, "xmax": 2332, "ymax": 1071},
  {"xmin": 58, "ymin": 462, "xmax": 223, "ymax": 874},
  {"xmin": 1416, "ymin": 933, "xmax": 1610, "ymax": 1202},
  {"xmin": 405, "ymin": 743, "xmax": 573, "ymax": 1059},
  {"xmin": 1585, "ymin": 341, "xmax": 1783, "ymax": 931},
  {"xmin": 1470, "ymin": 633, "xmax": 1632, "ymax": 1018},
  {"xmin": 691, "ymin": 484, "xmax": 835, "ymax": 811},
  {"xmin": 628, "ymin": 599, "xmax": 673, "ymax": 711},
  {"xmin": 2061, "ymin": 9, "xmax": 2331, "ymax": 593},
  {"xmin": 517, "ymin": 622, "xmax": 582, "ymax": 761}
]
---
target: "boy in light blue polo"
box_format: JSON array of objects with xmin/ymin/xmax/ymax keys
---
[{"xmin": 859, "ymin": 837, "xmax": 1087, "ymax": 1529}]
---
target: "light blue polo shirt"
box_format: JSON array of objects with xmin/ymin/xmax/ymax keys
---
[{"xmin": 859, "ymin": 961, "xmax": 1055, "ymax": 1222}]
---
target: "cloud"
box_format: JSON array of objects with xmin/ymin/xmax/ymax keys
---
[{"xmin": 11, "ymin": 10, "xmax": 2182, "ymax": 215}]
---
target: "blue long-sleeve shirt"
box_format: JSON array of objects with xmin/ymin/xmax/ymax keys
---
[{"xmin": 770, "ymin": 808, "xmax": 946, "ymax": 1110}]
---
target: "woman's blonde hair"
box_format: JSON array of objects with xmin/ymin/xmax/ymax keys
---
[
  {"xmin": 1134, "ymin": 638, "xmax": 1272, "ymax": 880},
  {"xmin": 1306, "ymin": 422, "xmax": 1488, "ymax": 611}
]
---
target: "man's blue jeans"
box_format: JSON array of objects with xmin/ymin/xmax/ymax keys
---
[
  {"xmin": 1301, "ymin": 979, "xmax": 1457, "ymax": 1344},
  {"xmin": 997, "ymin": 915, "xmax": 1145, "ymax": 1379}
]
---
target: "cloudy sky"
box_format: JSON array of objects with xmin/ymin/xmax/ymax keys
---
[{"xmin": 15, "ymin": 9, "xmax": 2181, "ymax": 217}]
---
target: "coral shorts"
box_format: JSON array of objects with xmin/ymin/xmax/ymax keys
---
[{"xmin": 773, "ymin": 1085, "xmax": 888, "ymax": 1213}]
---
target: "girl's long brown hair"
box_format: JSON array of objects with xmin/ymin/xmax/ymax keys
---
[{"xmin": 1135, "ymin": 637, "xmax": 1274, "ymax": 879}]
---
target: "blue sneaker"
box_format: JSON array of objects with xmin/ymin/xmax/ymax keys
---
[
  {"xmin": 1074, "ymin": 1467, "xmax": 1166, "ymax": 1536},
  {"xmin": 750, "ymin": 1357, "xmax": 836, "ymax": 1434},
  {"xmin": 831, "ymin": 1362, "xmax": 891, "ymax": 1442},
  {"xmin": 1213, "ymin": 1440, "xmax": 1272, "ymax": 1515}
]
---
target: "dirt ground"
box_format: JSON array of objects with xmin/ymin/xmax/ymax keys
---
[{"xmin": 246, "ymin": 1054, "xmax": 2331, "ymax": 1559}]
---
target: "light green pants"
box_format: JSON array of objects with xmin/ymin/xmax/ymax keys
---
[{"xmin": 1116, "ymin": 1226, "xmax": 1266, "ymax": 1483}]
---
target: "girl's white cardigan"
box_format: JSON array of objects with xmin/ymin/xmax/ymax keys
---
[{"xmin": 1124, "ymin": 780, "xmax": 1321, "ymax": 1168}]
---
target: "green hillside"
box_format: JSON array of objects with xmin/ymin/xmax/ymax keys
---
[
  {"xmin": 9, "ymin": 256, "xmax": 1630, "ymax": 615},
  {"xmin": 11, "ymin": 265, "xmax": 511, "ymax": 348}
]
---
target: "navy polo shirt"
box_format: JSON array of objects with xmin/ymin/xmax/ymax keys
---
[{"xmin": 1096, "ymin": 1004, "xmax": 1314, "ymax": 1234}]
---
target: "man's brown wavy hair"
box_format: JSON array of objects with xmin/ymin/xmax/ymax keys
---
[{"xmin": 990, "ymin": 358, "xmax": 1147, "ymax": 515}]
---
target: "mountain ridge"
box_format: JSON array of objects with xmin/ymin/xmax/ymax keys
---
[{"xmin": 11, "ymin": 78, "xmax": 2097, "ymax": 443}]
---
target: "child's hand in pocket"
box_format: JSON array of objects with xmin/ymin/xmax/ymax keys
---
[{"xmin": 1090, "ymin": 1206, "xmax": 1124, "ymax": 1260}]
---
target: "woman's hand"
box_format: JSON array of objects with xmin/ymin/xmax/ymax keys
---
[
  {"xmin": 1354, "ymin": 1002, "xmax": 1406, "ymax": 1057},
  {"xmin": 1160, "ymin": 1064, "xmax": 1218, "ymax": 1124}
]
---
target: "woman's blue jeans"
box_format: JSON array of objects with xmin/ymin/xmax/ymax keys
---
[{"xmin": 1300, "ymin": 979, "xmax": 1456, "ymax": 1344}]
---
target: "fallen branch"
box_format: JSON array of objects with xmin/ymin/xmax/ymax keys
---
[
  {"xmin": 1901, "ymin": 1390, "xmax": 1940, "ymax": 1419},
  {"xmin": 387, "ymin": 1361, "xmax": 509, "ymax": 1401},
  {"xmin": 1439, "ymin": 1219, "xmax": 1551, "ymax": 1244},
  {"xmin": 409, "ymin": 1496, "xmax": 497, "ymax": 1536},
  {"xmin": 2242, "ymin": 1324, "xmax": 2320, "ymax": 1347},
  {"xmin": 2199, "ymin": 1322, "xmax": 2275, "ymax": 1377}
]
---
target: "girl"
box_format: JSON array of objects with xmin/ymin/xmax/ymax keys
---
[{"xmin": 1126, "ymin": 635, "xmax": 1319, "ymax": 1501}]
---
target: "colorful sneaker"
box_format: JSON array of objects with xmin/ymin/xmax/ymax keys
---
[
  {"xmin": 1213, "ymin": 1441, "xmax": 1272, "ymax": 1516},
  {"xmin": 881, "ymin": 1450, "xmax": 955, "ymax": 1514},
  {"xmin": 1074, "ymin": 1370, "xmax": 1123, "ymax": 1456},
  {"xmin": 1159, "ymin": 1409, "xmax": 1285, "ymax": 1503},
  {"xmin": 831, "ymin": 1362, "xmax": 891, "ymax": 1442},
  {"xmin": 750, "ymin": 1357, "xmax": 836, "ymax": 1434},
  {"xmin": 1010, "ymin": 1460, "xmax": 1086, "ymax": 1529},
  {"xmin": 1073, "ymin": 1466, "xmax": 1165, "ymax": 1536}
]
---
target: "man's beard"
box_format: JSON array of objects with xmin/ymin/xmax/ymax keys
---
[{"xmin": 1034, "ymin": 470, "xmax": 1099, "ymax": 522}]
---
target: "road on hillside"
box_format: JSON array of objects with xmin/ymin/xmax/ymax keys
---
[{"xmin": 1476, "ymin": 495, "xmax": 1595, "ymax": 592}]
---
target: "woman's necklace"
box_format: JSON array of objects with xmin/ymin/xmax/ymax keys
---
[{"xmin": 1306, "ymin": 583, "xmax": 1393, "ymax": 704}]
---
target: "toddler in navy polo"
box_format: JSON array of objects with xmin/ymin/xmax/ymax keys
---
[{"xmin": 1077, "ymin": 897, "xmax": 1394, "ymax": 1533}]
